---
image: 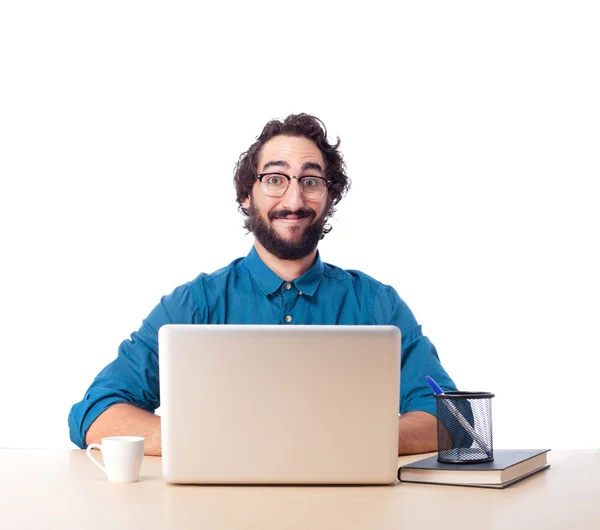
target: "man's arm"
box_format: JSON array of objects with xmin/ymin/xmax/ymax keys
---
[
  {"xmin": 69, "ymin": 284, "xmax": 200, "ymax": 450},
  {"xmin": 370, "ymin": 284, "xmax": 459, "ymax": 455},
  {"xmin": 398, "ymin": 411, "xmax": 438, "ymax": 455},
  {"xmin": 85, "ymin": 403, "xmax": 162, "ymax": 456}
]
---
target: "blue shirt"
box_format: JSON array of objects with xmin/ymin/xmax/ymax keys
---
[{"xmin": 68, "ymin": 247, "xmax": 457, "ymax": 448}]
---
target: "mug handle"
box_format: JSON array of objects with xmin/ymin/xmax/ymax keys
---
[{"xmin": 86, "ymin": 443, "xmax": 107, "ymax": 475}]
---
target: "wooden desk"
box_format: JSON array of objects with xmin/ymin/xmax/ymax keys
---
[{"xmin": 1, "ymin": 449, "xmax": 598, "ymax": 529}]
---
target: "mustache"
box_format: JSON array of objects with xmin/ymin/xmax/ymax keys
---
[{"xmin": 269, "ymin": 208, "xmax": 316, "ymax": 221}]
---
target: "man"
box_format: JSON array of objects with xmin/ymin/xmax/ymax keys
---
[{"xmin": 68, "ymin": 113, "xmax": 457, "ymax": 456}]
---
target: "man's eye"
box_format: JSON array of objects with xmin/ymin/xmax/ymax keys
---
[
  {"xmin": 266, "ymin": 175, "xmax": 284, "ymax": 185},
  {"xmin": 301, "ymin": 177, "xmax": 319, "ymax": 188}
]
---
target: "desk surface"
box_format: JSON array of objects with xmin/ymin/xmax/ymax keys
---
[{"xmin": 1, "ymin": 449, "xmax": 599, "ymax": 530}]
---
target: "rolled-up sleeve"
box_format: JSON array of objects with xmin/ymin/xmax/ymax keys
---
[
  {"xmin": 371, "ymin": 284, "xmax": 458, "ymax": 415},
  {"xmin": 68, "ymin": 284, "xmax": 198, "ymax": 448}
]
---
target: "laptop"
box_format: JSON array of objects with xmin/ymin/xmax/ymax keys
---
[{"xmin": 158, "ymin": 324, "xmax": 401, "ymax": 484}]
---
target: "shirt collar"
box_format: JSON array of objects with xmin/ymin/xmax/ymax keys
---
[
  {"xmin": 244, "ymin": 246, "xmax": 324, "ymax": 297},
  {"xmin": 293, "ymin": 252, "xmax": 323, "ymax": 297}
]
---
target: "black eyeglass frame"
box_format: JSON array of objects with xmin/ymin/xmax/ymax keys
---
[{"xmin": 255, "ymin": 173, "xmax": 332, "ymax": 198}]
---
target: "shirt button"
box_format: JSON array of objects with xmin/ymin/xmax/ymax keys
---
[
  {"xmin": 299, "ymin": 292, "xmax": 303, "ymax": 296},
  {"xmin": 285, "ymin": 283, "xmax": 292, "ymax": 290},
  {"xmin": 285, "ymin": 315, "xmax": 293, "ymax": 323}
]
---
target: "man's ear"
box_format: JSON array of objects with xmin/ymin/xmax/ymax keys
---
[{"xmin": 242, "ymin": 195, "xmax": 251, "ymax": 210}]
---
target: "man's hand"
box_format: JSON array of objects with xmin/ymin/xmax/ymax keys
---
[
  {"xmin": 86, "ymin": 405, "xmax": 438, "ymax": 457},
  {"xmin": 398, "ymin": 411, "xmax": 438, "ymax": 455},
  {"xmin": 85, "ymin": 403, "xmax": 162, "ymax": 456}
]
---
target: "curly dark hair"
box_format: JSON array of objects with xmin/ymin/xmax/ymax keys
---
[{"xmin": 233, "ymin": 113, "xmax": 351, "ymax": 236}]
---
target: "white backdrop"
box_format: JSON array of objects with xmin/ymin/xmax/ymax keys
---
[{"xmin": 1, "ymin": 1, "xmax": 598, "ymax": 450}]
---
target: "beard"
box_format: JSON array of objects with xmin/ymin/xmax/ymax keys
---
[{"xmin": 247, "ymin": 203, "xmax": 327, "ymax": 261}]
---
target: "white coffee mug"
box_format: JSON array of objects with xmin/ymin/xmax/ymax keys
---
[{"xmin": 86, "ymin": 436, "xmax": 145, "ymax": 483}]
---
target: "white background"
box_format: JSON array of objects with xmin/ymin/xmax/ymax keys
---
[{"xmin": 1, "ymin": 1, "xmax": 598, "ymax": 450}]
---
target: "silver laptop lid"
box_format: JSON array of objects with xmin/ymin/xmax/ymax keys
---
[{"xmin": 159, "ymin": 324, "xmax": 401, "ymax": 484}]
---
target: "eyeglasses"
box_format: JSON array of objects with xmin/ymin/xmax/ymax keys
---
[{"xmin": 255, "ymin": 173, "xmax": 331, "ymax": 199}]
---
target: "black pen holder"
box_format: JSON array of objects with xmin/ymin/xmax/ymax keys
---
[{"xmin": 435, "ymin": 391, "xmax": 495, "ymax": 464}]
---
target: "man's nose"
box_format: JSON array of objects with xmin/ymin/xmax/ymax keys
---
[{"xmin": 279, "ymin": 178, "xmax": 306, "ymax": 210}]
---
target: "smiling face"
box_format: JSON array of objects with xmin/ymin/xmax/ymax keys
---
[{"xmin": 242, "ymin": 135, "xmax": 330, "ymax": 260}]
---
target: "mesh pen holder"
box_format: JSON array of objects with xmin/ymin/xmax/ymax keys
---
[{"xmin": 435, "ymin": 391, "xmax": 495, "ymax": 464}]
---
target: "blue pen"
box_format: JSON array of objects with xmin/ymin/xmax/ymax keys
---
[{"xmin": 425, "ymin": 375, "xmax": 492, "ymax": 458}]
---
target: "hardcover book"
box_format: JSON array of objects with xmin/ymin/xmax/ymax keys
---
[{"xmin": 398, "ymin": 449, "xmax": 550, "ymax": 489}]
